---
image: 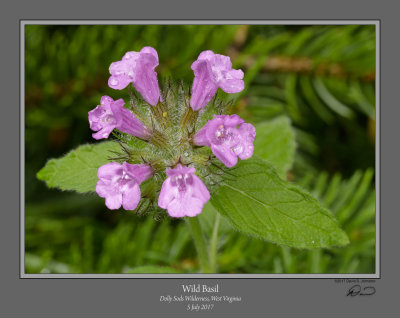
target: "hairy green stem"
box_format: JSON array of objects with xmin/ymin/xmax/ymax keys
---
[
  {"xmin": 185, "ymin": 217, "xmax": 211, "ymax": 273},
  {"xmin": 209, "ymin": 213, "xmax": 220, "ymax": 273}
]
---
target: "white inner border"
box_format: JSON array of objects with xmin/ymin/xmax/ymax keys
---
[{"xmin": 20, "ymin": 20, "xmax": 380, "ymax": 279}]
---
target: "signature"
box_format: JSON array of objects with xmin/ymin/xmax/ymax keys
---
[{"xmin": 346, "ymin": 284, "xmax": 376, "ymax": 297}]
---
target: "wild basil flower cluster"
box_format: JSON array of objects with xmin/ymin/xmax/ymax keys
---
[{"xmin": 88, "ymin": 47, "xmax": 256, "ymax": 218}]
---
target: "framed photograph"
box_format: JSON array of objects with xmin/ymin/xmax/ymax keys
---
[
  {"xmin": 7, "ymin": 3, "xmax": 395, "ymax": 312},
  {"xmin": 23, "ymin": 22, "xmax": 378, "ymax": 279}
]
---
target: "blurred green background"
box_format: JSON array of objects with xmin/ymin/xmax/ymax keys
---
[{"xmin": 25, "ymin": 24, "xmax": 375, "ymax": 274}]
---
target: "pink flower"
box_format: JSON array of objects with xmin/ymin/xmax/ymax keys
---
[
  {"xmin": 158, "ymin": 165, "xmax": 210, "ymax": 218},
  {"xmin": 190, "ymin": 50, "xmax": 244, "ymax": 111},
  {"xmin": 96, "ymin": 162, "xmax": 153, "ymax": 210},
  {"xmin": 108, "ymin": 47, "xmax": 161, "ymax": 106},
  {"xmin": 193, "ymin": 115, "xmax": 256, "ymax": 168},
  {"xmin": 88, "ymin": 96, "xmax": 150, "ymax": 140}
]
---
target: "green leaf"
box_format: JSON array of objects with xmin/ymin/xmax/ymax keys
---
[
  {"xmin": 254, "ymin": 116, "xmax": 296, "ymax": 178},
  {"xmin": 211, "ymin": 157, "xmax": 349, "ymax": 249},
  {"xmin": 37, "ymin": 142, "xmax": 121, "ymax": 193},
  {"xmin": 126, "ymin": 266, "xmax": 182, "ymax": 274}
]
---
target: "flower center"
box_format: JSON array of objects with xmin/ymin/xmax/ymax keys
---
[
  {"xmin": 171, "ymin": 173, "xmax": 193, "ymax": 192},
  {"xmin": 215, "ymin": 124, "xmax": 227, "ymax": 139},
  {"xmin": 116, "ymin": 170, "xmax": 134, "ymax": 192},
  {"xmin": 101, "ymin": 114, "xmax": 116, "ymax": 125},
  {"xmin": 212, "ymin": 65, "xmax": 223, "ymax": 82},
  {"xmin": 214, "ymin": 125, "xmax": 235, "ymax": 145}
]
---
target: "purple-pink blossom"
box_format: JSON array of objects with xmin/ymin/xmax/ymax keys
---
[
  {"xmin": 190, "ymin": 50, "xmax": 244, "ymax": 111},
  {"xmin": 108, "ymin": 47, "xmax": 161, "ymax": 106},
  {"xmin": 158, "ymin": 165, "xmax": 210, "ymax": 218},
  {"xmin": 89, "ymin": 48, "xmax": 256, "ymax": 217},
  {"xmin": 96, "ymin": 162, "xmax": 153, "ymax": 210},
  {"xmin": 88, "ymin": 96, "xmax": 150, "ymax": 140},
  {"xmin": 193, "ymin": 114, "xmax": 256, "ymax": 168}
]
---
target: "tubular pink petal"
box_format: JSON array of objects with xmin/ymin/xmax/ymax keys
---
[
  {"xmin": 96, "ymin": 162, "xmax": 152, "ymax": 211},
  {"xmin": 235, "ymin": 123, "xmax": 256, "ymax": 159},
  {"xmin": 88, "ymin": 96, "xmax": 120, "ymax": 140},
  {"xmin": 96, "ymin": 180, "xmax": 113, "ymax": 198},
  {"xmin": 192, "ymin": 175, "xmax": 211, "ymax": 202},
  {"xmin": 123, "ymin": 163, "xmax": 153, "ymax": 184},
  {"xmin": 214, "ymin": 54, "xmax": 232, "ymax": 69},
  {"xmin": 133, "ymin": 60, "xmax": 161, "ymax": 106},
  {"xmin": 97, "ymin": 162, "xmax": 123, "ymax": 179},
  {"xmin": 140, "ymin": 46, "xmax": 159, "ymax": 60},
  {"xmin": 158, "ymin": 178, "xmax": 177, "ymax": 209},
  {"xmin": 211, "ymin": 144, "xmax": 238, "ymax": 168},
  {"xmin": 88, "ymin": 106, "xmax": 105, "ymax": 131},
  {"xmin": 121, "ymin": 51, "xmax": 140, "ymax": 61},
  {"xmin": 108, "ymin": 47, "xmax": 161, "ymax": 105},
  {"xmin": 105, "ymin": 193, "xmax": 123, "ymax": 210},
  {"xmin": 204, "ymin": 118, "xmax": 225, "ymax": 145},
  {"xmin": 100, "ymin": 95, "xmax": 114, "ymax": 105},
  {"xmin": 110, "ymin": 100, "xmax": 151, "ymax": 139},
  {"xmin": 166, "ymin": 164, "xmax": 195, "ymax": 177},
  {"xmin": 190, "ymin": 50, "xmax": 244, "ymax": 110},
  {"xmin": 238, "ymin": 122, "xmax": 256, "ymax": 140},
  {"xmin": 183, "ymin": 198, "xmax": 204, "ymax": 217},
  {"xmin": 108, "ymin": 75, "xmax": 131, "ymax": 90},
  {"xmin": 112, "ymin": 98, "xmax": 125, "ymax": 109},
  {"xmin": 166, "ymin": 199, "xmax": 186, "ymax": 218},
  {"xmin": 190, "ymin": 60, "xmax": 218, "ymax": 110},
  {"xmin": 193, "ymin": 114, "xmax": 254, "ymax": 167},
  {"xmin": 158, "ymin": 165, "xmax": 210, "ymax": 218},
  {"xmin": 227, "ymin": 69, "xmax": 244, "ymax": 80},
  {"xmin": 92, "ymin": 125, "xmax": 115, "ymax": 140},
  {"xmin": 192, "ymin": 124, "xmax": 210, "ymax": 146},
  {"xmin": 167, "ymin": 197, "xmax": 203, "ymax": 218},
  {"xmin": 236, "ymin": 143, "xmax": 254, "ymax": 160},
  {"xmin": 197, "ymin": 50, "xmax": 216, "ymax": 61},
  {"xmin": 218, "ymin": 77, "xmax": 245, "ymax": 94},
  {"xmin": 109, "ymin": 60, "xmax": 132, "ymax": 77},
  {"xmin": 122, "ymin": 183, "xmax": 141, "ymax": 210},
  {"xmin": 214, "ymin": 114, "xmax": 245, "ymax": 127},
  {"xmin": 139, "ymin": 48, "xmax": 159, "ymax": 66}
]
